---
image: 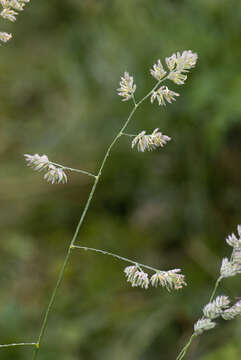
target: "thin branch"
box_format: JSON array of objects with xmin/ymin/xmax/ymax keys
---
[
  {"xmin": 121, "ymin": 132, "xmax": 136, "ymax": 137},
  {"xmin": 0, "ymin": 343, "xmax": 36, "ymax": 349},
  {"xmin": 71, "ymin": 245, "xmax": 162, "ymax": 273},
  {"xmin": 50, "ymin": 162, "xmax": 96, "ymax": 178}
]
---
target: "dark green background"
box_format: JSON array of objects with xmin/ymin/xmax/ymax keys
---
[{"xmin": 0, "ymin": 1, "xmax": 241, "ymax": 359}]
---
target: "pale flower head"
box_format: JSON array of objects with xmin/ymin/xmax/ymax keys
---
[
  {"xmin": 166, "ymin": 50, "xmax": 198, "ymax": 72},
  {"xmin": 221, "ymin": 300, "xmax": 241, "ymax": 320},
  {"xmin": 150, "ymin": 269, "xmax": 186, "ymax": 291},
  {"xmin": 226, "ymin": 233, "xmax": 241, "ymax": 249},
  {"xmin": 131, "ymin": 128, "xmax": 171, "ymax": 152},
  {"xmin": 117, "ymin": 72, "xmax": 136, "ymax": 101},
  {"xmin": 194, "ymin": 318, "xmax": 216, "ymax": 336},
  {"xmin": 168, "ymin": 71, "xmax": 187, "ymax": 85},
  {"xmin": 43, "ymin": 165, "xmax": 67, "ymax": 185},
  {"xmin": 0, "ymin": 8, "xmax": 18, "ymax": 22},
  {"xmin": 151, "ymin": 86, "xmax": 179, "ymax": 106},
  {"xmin": 24, "ymin": 153, "xmax": 50, "ymax": 172},
  {"xmin": 203, "ymin": 295, "xmax": 230, "ymax": 319},
  {"xmin": 124, "ymin": 266, "xmax": 149, "ymax": 289},
  {"xmin": 0, "ymin": 31, "xmax": 12, "ymax": 42},
  {"xmin": 8, "ymin": 0, "xmax": 25, "ymax": 11},
  {"xmin": 220, "ymin": 257, "xmax": 241, "ymax": 278},
  {"xmin": 150, "ymin": 59, "xmax": 167, "ymax": 81}
]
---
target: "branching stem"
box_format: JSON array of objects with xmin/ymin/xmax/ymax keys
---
[{"xmin": 31, "ymin": 78, "xmax": 164, "ymax": 359}]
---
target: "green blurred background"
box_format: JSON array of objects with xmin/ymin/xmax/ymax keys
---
[{"xmin": 0, "ymin": 0, "xmax": 241, "ymax": 359}]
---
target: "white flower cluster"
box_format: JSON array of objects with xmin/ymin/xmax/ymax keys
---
[
  {"xmin": 0, "ymin": 31, "xmax": 11, "ymax": 42},
  {"xmin": 151, "ymin": 86, "xmax": 179, "ymax": 106},
  {"xmin": 131, "ymin": 128, "xmax": 171, "ymax": 152},
  {"xmin": 203, "ymin": 296, "xmax": 230, "ymax": 319},
  {"xmin": 150, "ymin": 269, "xmax": 186, "ymax": 291},
  {"xmin": 194, "ymin": 318, "xmax": 216, "ymax": 336},
  {"xmin": 221, "ymin": 300, "xmax": 241, "ymax": 320},
  {"xmin": 124, "ymin": 266, "xmax": 186, "ymax": 291},
  {"xmin": 148, "ymin": 50, "xmax": 198, "ymax": 107},
  {"xmin": 0, "ymin": 0, "xmax": 30, "ymax": 42},
  {"xmin": 117, "ymin": 72, "xmax": 136, "ymax": 101},
  {"xmin": 166, "ymin": 50, "xmax": 198, "ymax": 85},
  {"xmin": 24, "ymin": 154, "xmax": 67, "ymax": 184},
  {"xmin": 220, "ymin": 225, "xmax": 241, "ymax": 278},
  {"xmin": 150, "ymin": 59, "xmax": 167, "ymax": 81},
  {"xmin": 194, "ymin": 295, "xmax": 230, "ymax": 335},
  {"xmin": 117, "ymin": 50, "xmax": 197, "ymax": 107},
  {"xmin": 194, "ymin": 225, "xmax": 241, "ymax": 337}
]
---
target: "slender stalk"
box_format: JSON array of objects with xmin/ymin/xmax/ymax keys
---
[
  {"xmin": 208, "ymin": 276, "xmax": 222, "ymax": 303},
  {"xmin": 175, "ymin": 276, "xmax": 223, "ymax": 360},
  {"xmin": 72, "ymin": 245, "xmax": 162, "ymax": 273},
  {"xmin": 50, "ymin": 162, "xmax": 96, "ymax": 178},
  {"xmin": 122, "ymin": 132, "xmax": 136, "ymax": 137},
  {"xmin": 0, "ymin": 343, "xmax": 36, "ymax": 348},
  {"xmin": 176, "ymin": 334, "xmax": 195, "ymax": 360},
  {"xmin": 31, "ymin": 79, "xmax": 164, "ymax": 359}
]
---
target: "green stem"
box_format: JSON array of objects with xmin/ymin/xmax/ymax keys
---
[
  {"xmin": 50, "ymin": 162, "xmax": 96, "ymax": 178},
  {"xmin": 175, "ymin": 276, "xmax": 222, "ymax": 360},
  {"xmin": 121, "ymin": 132, "xmax": 136, "ymax": 137},
  {"xmin": 31, "ymin": 79, "xmax": 164, "ymax": 359},
  {"xmin": 72, "ymin": 245, "xmax": 162, "ymax": 273},
  {"xmin": 209, "ymin": 276, "xmax": 222, "ymax": 303},
  {"xmin": 176, "ymin": 334, "xmax": 195, "ymax": 360},
  {"xmin": 0, "ymin": 343, "xmax": 36, "ymax": 348}
]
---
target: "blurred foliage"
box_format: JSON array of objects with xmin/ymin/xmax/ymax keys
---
[{"xmin": 0, "ymin": 0, "xmax": 241, "ymax": 359}]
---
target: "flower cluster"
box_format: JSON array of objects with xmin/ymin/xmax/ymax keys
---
[
  {"xmin": 148, "ymin": 50, "xmax": 198, "ymax": 107},
  {"xmin": 124, "ymin": 266, "xmax": 186, "ymax": 291},
  {"xmin": 150, "ymin": 59, "xmax": 166, "ymax": 81},
  {"xmin": 131, "ymin": 128, "xmax": 171, "ymax": 152},
  {"xmin": 117, "ymin": 50, "xmax": 197, "ymax": 108},
  {"xmin": 194, "ymin": 295, "xmax": 230, "ymax": 335},
  {"xmin": 0, "ymin": 0, "xmax": 30, "ymax": 43},
  {"xmin": 194, "ymin": 296, "xmax": 241, "ymax": 336},
  {"xmin": 166, "ymin": 50, "xmax": 198, "ymax": 85},
  {"xmin": 24, "ymin": 154, "xmax": 67, "ymax": 184},
  {"xmin": 151, "ymin": 86, "xmax": 179, "ymax": 106},
  {"xmin": 150, "ymin": 269, "xmax": 186, "ymax": 291},
  {"xmin": 202, "ymin": 296, "xmax": 230, "ymax": 319},
  {"xmin": 194, "ymin": 225, "xmax": 241, "ymax": 337},
  {"xmin": 220, "ymin": 225, "xmax": 241, "ymax": 278},
  {"xmin": 194, "ymin": 318, "xmax": 216, "ymax": 336},
  {"xmin": 221, "ymin": 300, "xmax": 241, "ymax": 320},
  {"xmin": 117, "ymin": 72, "xmax": 136, "ymax": 101}
]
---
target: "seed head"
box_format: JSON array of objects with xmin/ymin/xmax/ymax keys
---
[
  {"xmin": 150, "ymin": 269, "xmax": 186, "ymax": 291},
  {"xmin": 194, "ymin": 318, "xmax": 216, "ymax": 336},
  {"xmin": 0, "ymin": 8, "xmax": 18, "ymax": 21},
  {"xmin": 124, "ymin": 266, "xmax": 149, "ymax": 289},
  {"xmin": 203, "ymin": 296, "xmax": 230, "ymax": 319},
  {"xmin": 43, "ymin": 165, "xmax": 67, "ymax": 185},
  {"xmin": 131, "ymin": 128, "xmax": 171, "ymax": 152},
  {"xmin": 0, "ymin": 31, "xmax": 11, "ymax": 42},
  {"xmin": 150, "ymin": 59, "xmax": 167, "ymax": 81},
  {"xmin": 117, "ymin": 72, "xmax": 136, "ymax": 101},
  {"xmin": 151, "ymin": 86, "xmax": 179, "ymax": 106},
  {"xmin": 220, "ymin": 258, "xmax": 241, "ymax": 278},
  {"xmin": 24, "ymin": 154, "xmax": 50, "ymax": 172},
  {"xmin": 221, "ymin": 300, "xmax": 241, "ymax": 321}
]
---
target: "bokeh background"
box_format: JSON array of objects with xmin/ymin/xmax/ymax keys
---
[{"xmin": 1, "ymin": 0, "xmax": 241, "ymax": 359}]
